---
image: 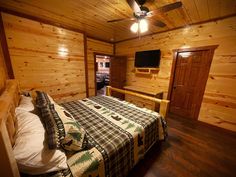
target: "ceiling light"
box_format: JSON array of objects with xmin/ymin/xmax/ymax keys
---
[
  {"xmin": 139, "ymin": 19, "xmax": 148, "ymax": 33},
  {"xmin": 130, "ymin": 22, "xmax": 138, "ymax": 33},
  {"xmin": 130, "ymin": 19, "xmax": 148, "ymax": 34}
]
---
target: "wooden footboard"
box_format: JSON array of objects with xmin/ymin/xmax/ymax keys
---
[{"xmin": 106, "ymin": 86, "xmax": 170, "ymax": 118}]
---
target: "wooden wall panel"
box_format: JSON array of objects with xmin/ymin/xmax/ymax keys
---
[
  {"xmin": 87, "ymin": 38, "xmax": 113, "ymax": 96},
  {"xmin": 0, "ymin": 41, "xmax": 8, "ymax": 93},
  {"xmin": 2, "ymin": 13, "xmax": 86, "ymax": 102},
  {"xmin": 115, "ymin": 16, "xmax": 236, "ymax": 132}
]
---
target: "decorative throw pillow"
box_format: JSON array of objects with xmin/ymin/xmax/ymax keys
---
[
  {"xmin": 36, "ymin": 91, "xmax": 86, "ymax": 151},
  {"xmin": 36, "ymin": 91, "xmax": 52, "ymax": 108},
  {"xmin": 54, "ymin": 104, "xmax": 86, "ymax": 151},
  {"xmin": 39, "ymin": 104, "xmax": 64, "ymax": 149}
]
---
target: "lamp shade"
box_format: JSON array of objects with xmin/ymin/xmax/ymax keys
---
[
  {"xmin": 139, "ymin": 19, "xmax": 148, "ymax": 33},
  {"xmin": 130, "ymin": 22, "xmax": 138, "ymax": 33},
  {"xmin": 130, "ymin": 19, "xmax": 148, "ymax": 33}
]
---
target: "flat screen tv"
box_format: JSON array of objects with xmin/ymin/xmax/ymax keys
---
[{"xmin": 135, "ymin": 49, "xmax": 161, "ymax": 68}]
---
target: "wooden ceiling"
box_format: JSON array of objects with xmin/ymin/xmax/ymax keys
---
[{"xmin": 0, "ymin": 0, "xmax": 236, "ymax": 43}]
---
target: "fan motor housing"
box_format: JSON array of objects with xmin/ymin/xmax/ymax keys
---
[{"xmin": 134, "ymin": 6, "xmax": 149, "ymax": 18}]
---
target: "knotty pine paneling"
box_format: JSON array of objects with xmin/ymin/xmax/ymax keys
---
[
  {"xmin": 0, "ymin": 41, "xmax": 8, "ymax": 93},
  {"xmin": 1, "ymin": 0, "xmax": 235, "ymax": 42},
  {"xmin": 87, "ymin": 38, "xmax": 113, "ymax": 96},
  {"xmin": 115, "ymin": 16, "xmax": 236, "ymax": 132},
  {"xmin": 2, "ymin": 13, "xmax": 86, "ymax": 102}
]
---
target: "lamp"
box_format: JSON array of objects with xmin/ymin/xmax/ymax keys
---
[
  {"xmin": 130, "ymin": 22, "xmax": 138, "ymax": 33},
  {"xmin": 130, "ymin": 19, "xmax": 148, "ymax": 33}
]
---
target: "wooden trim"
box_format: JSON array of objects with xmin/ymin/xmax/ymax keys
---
[
  {"xmin": 94, "ymin": 52, "xmax": 114, "ymax": 58},
  {"xmin": 0, "ymin": 8, "xmax": 114, "ymax": 44},
  {"xmin": 87, "ymin": 36, "xmax": 113, "ymax": 44},
  {"xmin": 93, "ymin": 53, "xmax": 97, "ymax": 96},
  {"xmin": 193, "ymin": 49, "xmax": 216, "ymax": 119},
  {"xmin": 167, "ymin": 51, "xmax": 178, "ymax": 100},
  {"xmin": 0, "ymin": 13, "xmax": 14, "ymax": 79},
  {"xmin": 173, "ymin": 45, "xmax": 219, "ymax": 52},
  {"xmin": 115, "ymin": 13, "xmax": 236, "ymax": 43},
  {"xmin": 83, "ymin": 34, "xmax": 89, "ymax": 98},
  {"xmin": 113, "ymin": 43, "xmax": 116, "ymax": 56},
  {"xmin": 167, "ymin": 45, "xmax": 218, "ymax": 119},
  {"xmin": 106, "ymin": 86, "xmax": 169, "ymax": 118}
]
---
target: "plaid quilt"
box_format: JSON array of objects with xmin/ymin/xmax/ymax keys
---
[{"xmin": 60, "ymin": 95, "xmax": 167, "ymax": 177}]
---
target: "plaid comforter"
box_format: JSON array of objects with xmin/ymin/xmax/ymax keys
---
[{"xmin": 60, "ymin": 95, "xmax": 167, "ymax": 177}]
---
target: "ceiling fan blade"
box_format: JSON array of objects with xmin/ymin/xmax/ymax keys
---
[
  {"xmin": 126, "ymin": 0, "xmax": 141, "ymax": 13},
  {"xmin": 107, "ymin": 18, "xmax": 135, "ymax": 23},
  {"xmin": 151, "ymin": 20, "xmax": 166, "ymax": 28},
  {"xmin": 147, "ymin": 1, "xmax": 182, "ymax": 16}
]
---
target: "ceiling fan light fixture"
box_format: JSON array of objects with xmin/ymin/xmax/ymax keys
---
[
  {"xmin": 130, "ymin": 19, "xmax": 148, "ymax": 33},
  {"xmin": 130, "ymin": 22, "xmax": 138, "ymax": 33},
  {"xmin": 139, "ymin": 19, "xmax": 148, "ymax": 33}
]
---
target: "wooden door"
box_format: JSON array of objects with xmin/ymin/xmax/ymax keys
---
[
  {"xmin": 110, "ymin": 56, "xmax": 127, "ymax": 99},
  {"xmin": 168, "ymin": 46, "xmax": 218, "ymax": 119}
]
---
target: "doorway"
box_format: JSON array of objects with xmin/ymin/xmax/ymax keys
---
[
  {"xmin": 167, "ymin": 45, "xmax": 218, "ymax": 119},
  {"xmin": 94, "ymin": 54, "xmax": 112, "ymax": 96}
]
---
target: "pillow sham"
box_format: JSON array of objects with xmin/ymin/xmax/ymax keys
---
[
  {"xmin": 36, "ymin": 91, "xmax": 86, "ymax": 151},
  {"xmin": 16, "ymin": 95, "xmax": 35, "ymax": 112},
  {"xmin": 55, "ymin": 104, "xmax": 86, "ymax": 151},
  {"xmin": 14, "ymin": 109, "xmax": 68, "ymax": 175},
  {"xmin": 36, "ymin": 91, "xmax": 54, "ymax": 108}
]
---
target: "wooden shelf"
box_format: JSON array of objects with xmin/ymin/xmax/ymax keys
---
[{"xmin": 135, "ymin": 67, "xmax": 159, "ymax": 74}]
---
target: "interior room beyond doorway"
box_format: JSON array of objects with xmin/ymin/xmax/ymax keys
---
[{"xmin": 95, "ymin": 54, "xmax": 111, "ymax": 96}]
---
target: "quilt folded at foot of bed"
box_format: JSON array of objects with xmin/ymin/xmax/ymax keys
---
[{"xmin": 60, "ymin": 95, "xmax": 167, "ymax": 177}]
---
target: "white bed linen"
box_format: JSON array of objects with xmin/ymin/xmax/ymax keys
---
[{"xmin": 13, "ymin": 109, "xmax": 67, "ymax": 175}]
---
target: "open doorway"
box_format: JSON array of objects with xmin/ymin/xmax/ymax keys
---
[{"xmin": 94, "ymin": 54, "xmax": 112, "ymax": 96}]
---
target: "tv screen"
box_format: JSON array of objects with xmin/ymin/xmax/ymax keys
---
[{"xmin": 135, "ymin": 50, "xmax": 161, "ymax": 68}]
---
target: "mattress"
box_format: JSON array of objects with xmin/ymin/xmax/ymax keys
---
[{"xmin": 59, "ymin": 95, "xmax": 167, "ymax": 177}]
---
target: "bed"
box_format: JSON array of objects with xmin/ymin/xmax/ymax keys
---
[{"xmin": 0, "ymin": 80, "xmax": 169, "ymax": 177}]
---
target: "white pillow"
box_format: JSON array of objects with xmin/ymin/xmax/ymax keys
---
[
  {"xmin": 14, "ymin": 109, "xmax": 68, "ymax": 175},
  {"xmin": 16, "ymin": 95, "xmax": 35, "ymax": 112}
]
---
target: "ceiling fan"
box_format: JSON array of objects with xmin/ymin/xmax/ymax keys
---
[{"xmin": 108, "ymin": 0, "xmax": 183, "ymax": 33}]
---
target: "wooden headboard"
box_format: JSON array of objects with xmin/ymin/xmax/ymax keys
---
[{"xmin": 0, "ymin": 80, "xmax": 20, "ymax": 177}]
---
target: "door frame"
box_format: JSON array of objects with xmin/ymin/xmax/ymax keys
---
[
  {"xmin": 167, "ymin": 45, "xmax": 218, "ymax": 119},
  {"xmin": 93, "ymin": 52, "xmax": 114, "ymax": 96}
]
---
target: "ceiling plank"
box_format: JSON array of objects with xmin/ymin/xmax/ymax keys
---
[{"xmin": 0, "ymin": 0, "xmax": 235, "ymax": 42}]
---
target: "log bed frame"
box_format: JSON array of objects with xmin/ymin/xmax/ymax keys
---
[{"xmin": 0, "ymin": 80, "xmax": 169, "ymax": 177}]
